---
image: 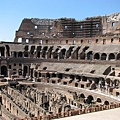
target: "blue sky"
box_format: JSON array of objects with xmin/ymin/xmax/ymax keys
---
[{"xmin": 0, "ymin": 0, "xmax": 120, "ymax": 42}]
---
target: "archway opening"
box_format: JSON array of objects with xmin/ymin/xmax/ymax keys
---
[
  {"xmin": 96, "ymin": 98, "xmax": 102, "ymax": 103},
  {"xmin": 18, "ymin": 52, "xmax": 23, "ymax": 58},
  {"xmin": 86, "ymin": 95, "xmax": 94, "ymax": 104},
  {"xmin": 80, "ymin": 52, "xmax": 85, "ymax": 60},
  {"xmin": 1, "ymin": 66, "xmax": 7, "ymax": 77},
  {"xmin": 23, "ymin": 66, "xmax": 28, "ymax": 77},
  {"xmin": 60, "ymin": 49, "xmax": 66, "ymax": 59},
  {"xmin": 108, "ymin": 53, "xmax": 115, "ymax": 60},
  {"xmin": 101, "ymin": 53, "xmax": 107, "ymax": 60},
  {"xmin": 104, "ymin": 101, "xmax": 109, "ymax": 105},
  {"xmin": 94, "ymin": 53, "xmax": 100, "ymax": 60},
  {"xmin": 87, "ymin": 51, "xmax": 93, "ymax": 60},
  {"xmin": 117, "ymin": 53, "xmax": 120, "ymax": 60}
]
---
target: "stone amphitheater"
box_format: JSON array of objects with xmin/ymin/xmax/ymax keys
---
[{"xmin": 0, "ymin": 12, "xmax": 120, "ymax": 120}]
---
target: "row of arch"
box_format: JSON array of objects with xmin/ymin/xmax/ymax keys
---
[
  {"xmin": 0, "ymin": 65, "xmax": 29, "ymax": 77},
  {"xmin": 10, "ymin": 49, "xmax": 120, "ymax": 61},
  {"xmin": 77, "ymin": 94, "xmax": 109, "ymax": 105},
  {"xmin": 0, "ymin": 44, "xmax": 120, "ymax": 60}
]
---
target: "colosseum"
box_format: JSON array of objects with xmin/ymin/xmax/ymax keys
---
[{"xmin": 0, "ymin": 12, "xmax": 120, "ymax": 120}]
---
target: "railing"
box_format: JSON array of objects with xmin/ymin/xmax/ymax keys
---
[{"xmin": 16, "ymin": 103, "xmax": 120, "ymax": 120}]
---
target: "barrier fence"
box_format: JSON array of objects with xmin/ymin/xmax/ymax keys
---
[{"xmin": 16, "ymin": 103, "xmax": 120, "ymax": 120}]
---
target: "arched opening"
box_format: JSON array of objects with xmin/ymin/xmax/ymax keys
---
[
  {"xmin": 101, "ymin": 53, "xmax": 107, "ymax": 60},
  {"xmin": 80, "ymin": 52, "xmax": 85, "ymax": 60},
  {"xmin": 58, "ymin": 73, "xmax": 63, "ymax": 79},
  {"xmin": 42, "ymin": 46, "xmax": 48, "ymax": 58},
  {"xmin": 0, "ymin": 47, "xmax": 5, "ymax": 57},
  {"xmin": 116, "ymin": 92, "xmax": 119, "ymax": 97},
  {"xmin": 94, "ymin": 53, "xmax": 100, "ymax": 60},
  {"xmin": 18, "ymin": 51, "xmax": 23, "ymax": 58},
  {"xmin": 114, "ymin": 79, "xmax": 119, "ymax": 87},
  {"xmin": 87, "ymin": 51, "xmax": 93, "ymax": 60},
  {"xmin": 12, "ymin": 51, "xmax": 17, "ymax": 58},
  {"xmin": 86, "ymin": 95, "xmax": 94, "ymax": 104},
  {"xmin": 104, "ymin": 101, "xmax": 109, "ymax": 105},
  {"xmin": 37, "ymin": 51, "xmax": 40, "ymax": 58},
  {"xmin": 5, "ymin": 45, "xmax": 10, "ymax": 56},
  {"xmin": 46, "ymin": 73, "xmax": 50, "ymax": 78},
  {"xmin": 108, "ymin": 53, "xmax": 115, "ymax": 60},
  {"xmin": 53, "ymin": 48, "xmax": 59, "ymax": 59},
  {"xmin": 80, "ymin": 93, "xmax": 85, "ymax": 98},
  {"xmin": 24, "ymin": 45, "xmax": 29, "ymax": 51},
  {"xmin": 30, "ymin": 46, "xmax": 35, "ymax": 55},
  {"xmin": 106, "ymin": 78, "xmax": 111, "ymax": 84},
  {"xmin": 23, "ymin": 66, "xmax": 28, "ymax": 77},
  {"xmin": 60, "ymin": 49, "xmax": 66, "ymax": 59},
  {"xmin": 117, "ymin": 53, "xmax": 120, "ymax": 60},
  {"xmin": 1, "ymin": 66, "xmax": 7, "ymax": 77},
  {"xmin": 52, "ymin": 73, "xmax": 56, "ymax": 77},
  {"xmin": 24, "ymin": 51, "xmax": 28, "ymax": 57},
  {"xmin": 96, "ymin": 98, "xmax": 102, "ymax": 103},
  {"xmin": 75, "ymin": 83, "xmax": 78, "ymax": 87}
]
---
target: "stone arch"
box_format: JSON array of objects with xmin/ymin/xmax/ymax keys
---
[
  {"xmin": 86, "ymin": 95, "xmax": 94, "ymax": 104},
  {"xmin": 114, "ymin": 79, "xmax": 119, "ymax": 87},
  {"xmin": 30, "ymin": 46, "xmax": 35, "ymax": 55},
  {"xmin": 104, "ymin": 100, "xmax": 109, "ymax": 105},
  {"xmin": 12, "ymin": 51, "xmax": 17, "ymax": 58},
  {"xmin": 46, "ymin": 73, "xmax": 50, "ymax": 78},
  {"xmin": 51, "ymin": 73, "xmax": 56, "ymax": 77},
  {"xmin": 117, "ymin": 53, "xmax": 120, "ymax": 60},
  {"xmin": 0, "ymin": 47, "xmax": 5, "ymax": 57},
  {"xmin": 18, "ymin": 51, "xmax": 23, "ymax": 58},
  {"xmin": 106, "ymin": 78, "xmax": 111, "ymax": 85},
  {"xmin": 1, "ymin": 65, "xmax": 7, "ymax": 77},
  {"xmin": 79, "ymin": 93, "xmax": 85, "ymax": 98},
  {"xmin": 108, "ymin": 53, "xmax": 115, "ymax": 60},
  {"xmin": 75, "ymin": 83, "xmax": 78, "ymax": 87},
  {"xmin": 58, "ymin": 73, "xmax": 63, "ymax": 79},
  {"xmin": 24, "ymin": 51, "xmax": 29, "ymax": 57},
  {"xmin": 24, "ymin": 45, "xmax": 29, "ymax": 51},
  {"xmin": 101, "ymin": 53, "xmax": 107, "ymax": 60},
  {"xmin": 80, "ymin": 52, "xmax": 85, "ymax": 60},
  {"xmin": 23, "ymin": 66, "xmax": 28, "ymax": 77},
  {"xmin": 64, "ymin": 104, "xmax": 71, "ymax": 112},
  {"xmin": 96, "ymin": 98, "xmax": 102, "ymax": 103},
  {"xmin": 60, "ymin": 48, "xmax": 66, "ymax": 59},
  {"xmin": 42, "ymin": 46, "xmax": 48, "ymax": 58},
  {"xmin": 94, "ymin": 53, "xmax": 100, "ymax": 60},
  {"xmin": 53, "ymin": 48, "xmax": 59, "ymax": 59},
  {"xmin": 5, "ymin": 45, "xmax": 10, "ymax": 56},
  {"xmin": 87, "ymin": 51, "xmax": 93, "ymax": 60}
]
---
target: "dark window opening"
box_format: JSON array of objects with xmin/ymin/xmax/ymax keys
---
[
  {"xmin": 65, "ymin": 68, "xmax": 71, "ymax": 72},
  {"xmin": 111, "ymin": 38, "xmax": 113, "ymax": 43},
  {"xmin": 81, "ymin": 84, "xmax": 84, "ymax": 88},
  {"xmin": 9, "ymin": 65, "xmax": 11, "ymax": 69},
  {"xmin": 43, "ymin": 67, "xmax": 47, "ymax": 70},
  {"xmin": 103, "ymin": 39, "xmax": 106, "ymax": 44},
  {"xmin": 90, "ymin": 70, "xmax": 95, "ymax": 73},
  {"xmin": 52, "ymin": 81, "xmax": 55, "ymax": 84},
  {"xmin": 96, "ymin": 39, "xmax": 98, "ymax": 43},
  {"xmin": 66, "ymin": 40, "xmax": 68, "ymax": 44},
  {"xmin": 46, "ymin": 40, "xmax": 48, "ymax": 44},
  {"xmin": 63, "ymin": 82, "xmax": 67, "ymax": 85},
  {"xmin": 81, "ymin": 40, "xmax": 83, "ymax": 43}
]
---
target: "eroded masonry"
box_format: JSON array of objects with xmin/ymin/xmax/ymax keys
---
[{"xmin": 0, "ymin": 13, "xmax": 120, "ymax": 120}]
